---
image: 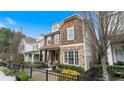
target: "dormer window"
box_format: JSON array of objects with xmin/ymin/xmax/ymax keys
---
[
  {"xmin": 52, "ymin": 23, "xmax": 60, "ymax": 32},
  {"xmin": 67, "ymin": 26, "xmax": 74, "ymax": 41},
  {"xmin": 47, "ymin": 36, "xmax": 51, "ymax": 45}
]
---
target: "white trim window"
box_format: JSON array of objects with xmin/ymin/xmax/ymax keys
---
[
  {"xmin": 33, "ymin": 44, "xmax": 38, "ymax": 51},
  {"xmin": 54, "ymin": 34, "xmax": 60, "ymax": 44},
  {"xmin": 64, "ymin": 50, "xmax": 79, "ymax": 65},
  {"xmin": 67, "ymin": 26, "xmax": 74, "ymax": 40},
  {"xmin": 41, "ymin": 39, "xmax": 44, "ymax": 47},
  {"xmin": 47, "ymin": 36, "xmax": 51, "ymax": 45}
]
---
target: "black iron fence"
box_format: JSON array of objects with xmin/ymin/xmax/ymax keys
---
[
  {"xmin": 29, "ymin": 67, "xmax": 80, "ymax": 81},
  {"xmin": 0, "ymin": 61, "xmax": 103, "ymax": 81}
]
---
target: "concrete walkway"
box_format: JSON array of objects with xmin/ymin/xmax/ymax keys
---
[{"xmin": 0, "ymin": 71, "xmax": 15, "ymax": 81}]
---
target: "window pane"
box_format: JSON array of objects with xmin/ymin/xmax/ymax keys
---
[
  {"xmin": 75, "ymin": 51, "xmax": 79, "ymax": 65},
  {"xmin": 64, "ymin": 51, "xmax": 68, "ymax": 63},
  {"xmin": 54, "ymin": 34, "xmax": 59, "ymax": 44},
  {"xmin": 67, "ymin": 27, "xmax": 74, "ymax": 40},
  {"xmin": 69, "ymin": 51, "xmax": 74, "ymax": 64}
]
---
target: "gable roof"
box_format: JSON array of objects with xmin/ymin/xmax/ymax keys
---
[
  {"xmin": 23, "ymin": 37, "xmax": 36, "ymax": 44},
  {"xmin": 60, "ymin": 14, "xmax": 83, "ymax": 27}
]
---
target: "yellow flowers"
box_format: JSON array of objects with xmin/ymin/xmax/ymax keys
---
[{"xmin": 62, "ymin": 69, "xmax": 80, "ymax": 75}]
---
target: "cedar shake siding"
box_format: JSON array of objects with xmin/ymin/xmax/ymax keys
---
[
  {"xmin": 41, "ymin": 30, "xmax": 60, "ymax": 50},
  {"xmin": 61, "ymin": 17, "xmax": 83, "ymax": 45},
  {"xmin": 39, "ymin": 14, "xmax": 94, "ymax": 71}
]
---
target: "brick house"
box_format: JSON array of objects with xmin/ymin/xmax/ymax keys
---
[{"xmin": 40, "ymin": 14, "xmax": 97, "ymax": 71}]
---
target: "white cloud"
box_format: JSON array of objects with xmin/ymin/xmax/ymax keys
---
[
  {"xmin": 5, "ymin": 17, "xmax": 16, "ymax": 25},
  {"xmin": 0, "ymin": 23, "xmax": 5, "ymax": 28}
]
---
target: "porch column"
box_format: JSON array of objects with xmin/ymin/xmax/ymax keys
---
[
  {"xmin": 112, "ymin": 45, "xmax": 117, "ymax": 63},
  {"xmin": 45, "ymin": 50, "xmax": 47, "ymax": 62},
  {"xmin": 48, "ymin": 51, "xmax": 51, "ymax": 64},
  {"xmin": 32, "ymin": 54, "xmax": 34, "ymax": 64},
  {"xmin": 40, "ymin": 50, "xmax": 42, "ymax": 61},
  {"xmin": 27, "ymin": 54, "xmax": 29, "ymax": 62},
  {"xmin": 107, "ymin": 45, "xmax": 113, "ymax": 65}
]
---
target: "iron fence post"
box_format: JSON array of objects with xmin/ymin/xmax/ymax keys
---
[
  {"xmin": 22, "ymin": 65, "xmax": 24, "ymax": 72},
  {"xmin": 77, "ymin": 75, "xmax": 80, "ymax": 81},
  {"xmin": 30, "ymin": 67, "xmax": 32, "ymax": 78},
  {"xmin": 46, "ymin": 69, "xmax": 48, "ymax": 81},
  {"xmin": 18, "ymin": 65, "xmax": 20, "ymax": 72}
]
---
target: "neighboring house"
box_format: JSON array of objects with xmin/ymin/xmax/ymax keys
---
[
  {"xmin": 31, "ymin": 35, "xmax": 45, "ymax": 63},
  {"xmin": 18, "ymin": 37, "xmax": 36, "ymax": 63},
  {"xmin": 107, "ymin": 32, "xmax": 124, "ymax": 65},
  {"xmin": 40, "ymin": 14, "xmax": 97, "ymax": 71}
]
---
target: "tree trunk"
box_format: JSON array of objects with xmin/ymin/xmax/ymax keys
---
[{"xmin": 101, "ymin": 55, "xmax": 109, "ymax": 81}]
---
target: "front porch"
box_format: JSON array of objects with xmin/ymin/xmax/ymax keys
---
[
  {"xmin": 40, "ymin": 48, "xmax": 60, "ymax": 65},
  {"xmin": 24, "ymin": 51, "xmax": 40, "ymax": 63},
  {"xmin": 112, "ymin": 44, "xmax": 124, "ymax": 63}
]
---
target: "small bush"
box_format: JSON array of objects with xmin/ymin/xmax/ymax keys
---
[
  {"xmin": 55, "ymin": 67, "xmax": 62, "ymax": 73},
  {"xmin": 58, "ymin": 69, "xmax": 80, "ymax": 81},
  {"xmin": 57, "ymin": 64, "xmax": 84, "ymax": 73},
  {"xmin": 16, "ymin": 72, "xmax": 29, "ymax": 81}
]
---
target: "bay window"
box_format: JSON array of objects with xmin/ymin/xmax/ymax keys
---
[{"xmin": 64, "ymin": 50, "xmax": 79, "ymax": 65}]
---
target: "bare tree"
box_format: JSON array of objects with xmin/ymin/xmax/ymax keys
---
[
  {"xmin": 80, "ymin": 11, "xmax": 123, "ymax": 80},
  {"xmin": 9, "ymin": 31, "xmax": 25, "ymax": 63}
]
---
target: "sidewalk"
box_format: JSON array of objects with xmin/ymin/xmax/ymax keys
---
[{"xmin": 0, "ymin": 71, "xmax": 15, "ymax": 81}]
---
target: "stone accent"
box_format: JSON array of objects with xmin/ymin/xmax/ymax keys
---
[{"xmin": 60, "ymin": 45, "xmax": 85, "ymax": 68}]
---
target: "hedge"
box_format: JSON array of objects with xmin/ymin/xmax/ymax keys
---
[
  {"xmin": 84, "ymin": 65, "xmax": 124, "ymax": 78},
  {"xmin": 57, "ymin": 64, "xmax": 84, "ymax": 73},
  {"xmin": 31, "ymin": 61, "xmax": 47, "ymax": 69},
  {"xmin": 114, "ymin": 61, "xmax": 124, "ymax": 66}
]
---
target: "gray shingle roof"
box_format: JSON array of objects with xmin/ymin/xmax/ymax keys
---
[{"xmin": 24, "ymin": 37, "xmax": 36, "ymax": 43}]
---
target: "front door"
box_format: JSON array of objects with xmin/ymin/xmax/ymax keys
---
[{"xmin": 55, "ymin": 52, "xmax": 59, "ymax": 63}]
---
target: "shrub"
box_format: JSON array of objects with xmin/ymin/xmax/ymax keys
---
[
  {"xmin": 107, "ymin": 65, "xmax": 124, "ymax": 77},
  {"xmin": 31, "ymin": 64, "xmax": 43, "ymax": 69},
  {"xmin": 58, "ymin": 69, "xmax": 80, "ymax": 81},
  {"xmin": 0, "ymin": 66, "xmax": 14, "ymax": 76},
  {"xmin": 114, "ymin": 61, "xmax": 124, "ymax": 66},
  {"xmin": 57, "ymin": 64, "xmax": 84, "ymax": 73},
  {"xmin": 55, "ymin": 67, "xmax": 62, "ymax": 73},
  {"xmin": 31, "ymin": 62, "xmax": 47, "ymax": 69},
  {"xmin": 16, "ymin": 72, "xmax": 29, "ymax": 81},
  {"xmin": 85, "ymin": 65, "xmax": 124, "ymax": 78}
]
